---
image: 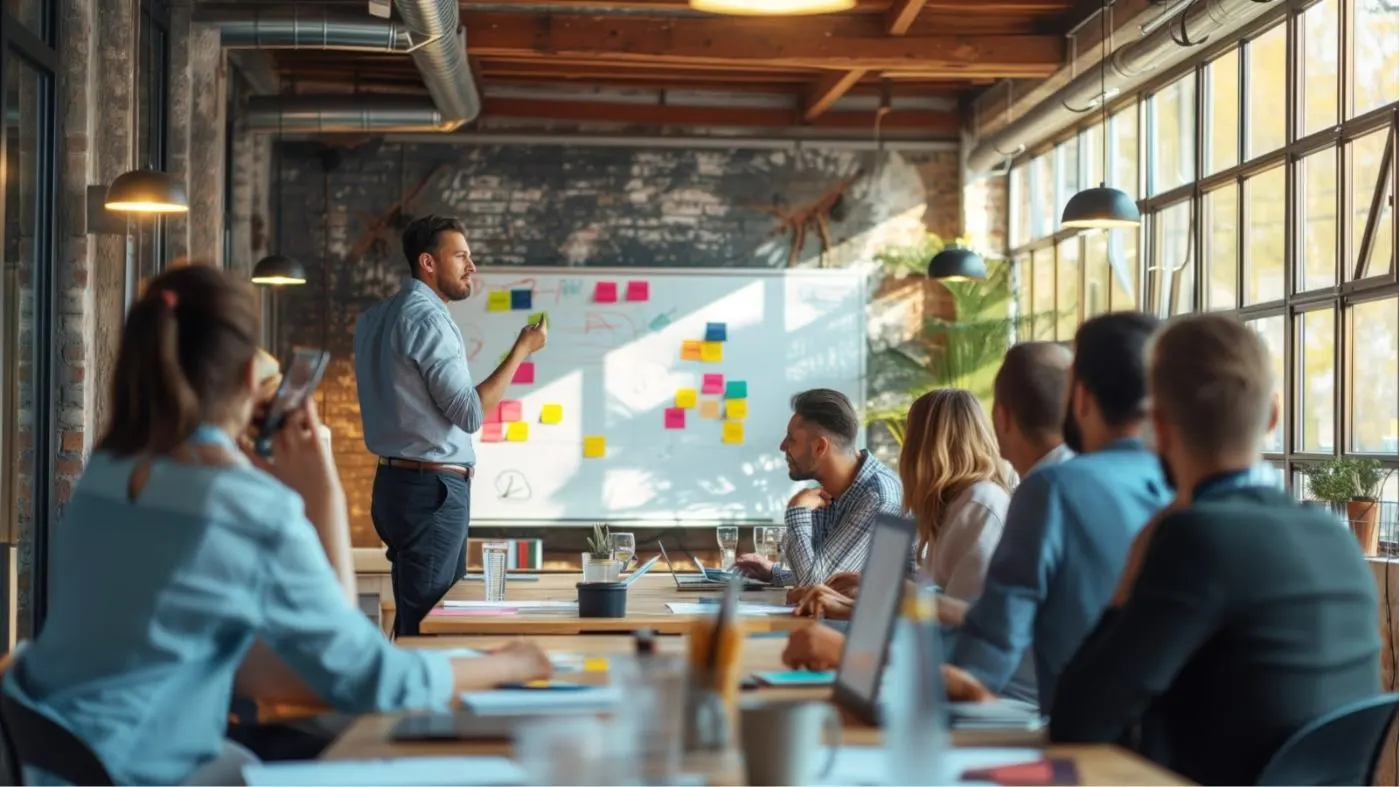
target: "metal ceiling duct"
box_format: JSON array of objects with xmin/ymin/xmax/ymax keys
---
[
  {"xmin": 966, "ymin": 0, "xmax": 1282, "ymax": 174},
  {"xmin": 205, "ymin": 3, "xmax": 481, "ymax": 133}
]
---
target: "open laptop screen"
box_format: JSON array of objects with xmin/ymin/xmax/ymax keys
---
[{"xmin": 832, "ymin": 514, "xmax": 917, "ymax": 724}]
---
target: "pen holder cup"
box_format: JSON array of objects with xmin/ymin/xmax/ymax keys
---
[{"xmin": 576, "ymin": 582, "xmax": 628, "ymax": 618}]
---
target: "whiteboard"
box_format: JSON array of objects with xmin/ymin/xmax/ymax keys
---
[{"xmin": 447, "ymin": 267, "xmax": 869, "ymax": 525}]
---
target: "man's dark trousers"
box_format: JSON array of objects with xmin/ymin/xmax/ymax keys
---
[{"xmin": 371, "ymin": 464, "xmax": 471, "ymax": 636}]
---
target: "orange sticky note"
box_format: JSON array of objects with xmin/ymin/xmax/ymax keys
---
[
  {"xmin": 506, "ymin": 422, "xmax": 529, "ymax": 442},
  {"xmin": 721, "ymin": 421, "xmax": 744, "ymax": 445},
  {"xmin": 726, "ymin": 398, "xmax": 748, "ymax": 419},
  {"xmin": 699, "ymin": 400, "xmax": 722, "ymax": 420},
  {"xmin": 680, "ymin": 340, "xmax": 702, "ymax": 361},
  {"xmin": 700, "ymin": 342, "xmax": 723, "ymax": 362},
  {"xmin": 583, "ymin": 435, "xmax": 606, "ymax": 458},
  {"xmin": 676, "ymin": 389, "xmax": 697, "ymax": 408}
]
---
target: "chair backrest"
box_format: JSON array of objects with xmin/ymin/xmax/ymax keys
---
[
  {"xmin": 1256, "ymin": 693, "xmax": 1399, "ymax": 786},
  {"xmin": 0, "ymin": 662, "xmax": 114, "ymax": 786}
]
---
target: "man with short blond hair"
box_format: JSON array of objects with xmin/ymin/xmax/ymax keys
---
[{"xmin": 1043, "ymin": 313, "xmax": 1381, "ymax": 785}]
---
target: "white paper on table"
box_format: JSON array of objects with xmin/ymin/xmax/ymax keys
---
[
  {"xmin": 243, "ymin": 756, "xmax": 527, "ymax": 786},
  {"xmin": 432, "ymin": 648, "xmax": 594, "ymax": 673},
  {"xmin": 816, "ymin": 746, "xmax": 1043, "ymax": 786},
  {"xmin": 441, "ymin": 600, "xmax": 578, "ymax": 609},
  {"xmin": 665, "ymin": 601, "xmax": 795, "ymax": 616},
  {"xmin": 459, "ymin": 684, "xmax": 624, "ymax": 715}
]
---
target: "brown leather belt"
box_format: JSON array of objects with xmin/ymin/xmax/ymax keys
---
[{"xmin": 378, "ymin": 457, "xmax": 474, "ymax": 479}]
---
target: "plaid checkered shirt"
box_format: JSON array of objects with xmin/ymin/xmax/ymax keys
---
[{"xmin": 780, "ymin": 450, "xmax": 904, "ymax": 587}]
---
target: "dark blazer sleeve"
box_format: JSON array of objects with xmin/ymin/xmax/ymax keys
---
[{"xmin": 1048, "ymin": 512, "xmax": 1229, "ymax": 743}]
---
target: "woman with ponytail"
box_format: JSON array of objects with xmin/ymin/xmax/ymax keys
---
[{"xmin": 2, "ymin": 266, "xmax": 550, "ymax": 785}]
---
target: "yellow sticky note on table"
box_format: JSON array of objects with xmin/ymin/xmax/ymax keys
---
[
  {"xmin": 700, "ymin": 341, "xmax": 723, "ymax": 362},
  {"xmin": 540, "ymin": 404, "xmax": 563, "ymax": 424},
  {"xmin": 722, "ymin": 420, "xmax": 745, "ymax": 445},
  {"xmin": 487, "ymin": 291, "xmax": 511, "ymax": 312},
  {"xmin": 583, "ymin": 435, "xmax": 606, "ymax": 458},
  {"xmin": 506, "ymin": 422, "xmax": 529, "ymax": 442},
  {"xmin": 699, "ymin": 399, "xmax": 722, "ymax": 419},
  {"xmin": 726, "ymin": 398, "xmax": 748, "ymax": 419},
  {"xmin": 675, "ymin": 389, "xmax": 698, "ymax": 408},
  {"xmin": 680, "ymin": 340, "xmax": 702, "ymax": 361},
  {"xmin": 582, "ymin": 657, "xmax": 610, "ymax": 672}
]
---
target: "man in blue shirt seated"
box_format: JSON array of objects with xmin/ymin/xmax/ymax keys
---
[
  {"xmin": 945, "ymin": 311, "xmax": 1172, "ymax": 708},
  {"xmin": 354, "ymin": 215, "xmax": 547, "ymax": 636}
]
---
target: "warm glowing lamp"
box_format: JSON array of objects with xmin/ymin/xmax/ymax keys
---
[
  {"xmin": 250, "ymin": 254, "xmax": 308, "ymax": 286},
  {"xmin": 688, "ymin": 0, "xmax": 856, "ymax": 14},
  {"xmin": 104, "ymin": 169, "xmax": 189, "ymax": 213}
]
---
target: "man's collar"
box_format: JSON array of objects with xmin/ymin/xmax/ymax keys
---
[{"xmin": 404, "ymin": 277, "xmax": 450, "ymax": 315}]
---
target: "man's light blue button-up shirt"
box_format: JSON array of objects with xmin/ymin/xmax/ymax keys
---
[{"xmin": 354, "ymin": 278, "xmax": 484, "ymax": 465}]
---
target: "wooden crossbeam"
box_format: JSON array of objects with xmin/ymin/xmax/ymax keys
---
[
  {"xmin": 461, "ymin": 12, "xmax": 1063, "ymax": 76},
  {"xmin": 802, "ymin": 70, "xmax": 867, "ymax": 121},
  {"xmin": 885, "ymin": 0, "xmax": 930, "ymax": 35},
  {"xmin": 479, "ymin": 96, "xmax": 959, "ymax": 133}
]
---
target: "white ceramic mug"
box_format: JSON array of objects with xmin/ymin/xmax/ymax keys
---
[{"xmin": 739, "ymin": 700, "xmax": 842, "ymax": 786}]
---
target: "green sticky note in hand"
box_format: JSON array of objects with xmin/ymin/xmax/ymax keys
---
[{"xmin": 529, "ymin": 311, "xmax": 548, "ymax": 328}]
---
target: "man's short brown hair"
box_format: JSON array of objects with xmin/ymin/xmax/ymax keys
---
[
  {"xmin": 1149, "ymin": 313, "xmax": 1274, "ymax": 454},
  {"xmin": 790, "ymin": 389, "xmax": 860, "ymax": 448},
  {"xmin": 994, "ymin": 341, "xmax": 1073, "ymax": 435}
]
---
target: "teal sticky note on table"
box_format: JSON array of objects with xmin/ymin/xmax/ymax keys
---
[
  {"xmin": 753, "ymin": 670, "xmax": 836, "ymax": 686},
  {"xmin": 724, "ymin": 380, "xmax": 747, "ymax": 399}
]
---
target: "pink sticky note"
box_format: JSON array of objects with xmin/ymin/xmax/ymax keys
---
[
  {"xmin": 701, "ymin": 373, "xmax": 725, "ymax": 395},
  {"xmin": 512, "ymin": 361, "xmax": 535, "ymax": 385},
  {"xmin": 480, "ymin": 422, "xmax": 504, "ymax": 443},
  {"xmin": 664, "ymin": 407, "xmax": 686, "ymax": 429},
  {"xmin": 595, "ymin": 281, "xmax": 618, "ymax": 303},
  {"xmin": 626, "ymin": 281, "xmax": 650, "ymax": 302},
  {"xmin": 500, "ymin": 400, "xmax": 523, "ymax": 422}
]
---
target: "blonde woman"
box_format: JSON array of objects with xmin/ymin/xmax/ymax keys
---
[{"xmin": 790, "ymin": 388, "xmax": 1014, "ymax": 620}]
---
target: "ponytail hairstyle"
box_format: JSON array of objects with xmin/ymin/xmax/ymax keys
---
[{"xmin": 98, "ymin": 265, "xmax": 261, "ymax": 457}]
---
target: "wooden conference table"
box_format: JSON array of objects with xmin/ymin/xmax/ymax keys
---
[
  {"xmin": 324, "ymin": 634, "xmax": 1192, "ymax": 785},
  {"xmin": 417, "ymin": 572, "xmax": 808, "ymax": 636}
]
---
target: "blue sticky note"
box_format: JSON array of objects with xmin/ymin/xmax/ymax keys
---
[
  {"xmin": 510, "ymin": 289, "xmax": 532, "ymax": 310},
  {"xmin": 724, "ymin": 380, "xmax": 747, "ymax": 399},
  {"xmin": 704, "ymin": 322, "xmax": 727, "ymax": 342},
  {"xmin": 752, "ymin": 670, "xmax": 836, "ymax": 686}
]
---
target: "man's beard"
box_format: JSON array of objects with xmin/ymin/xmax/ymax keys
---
[
  {"xmin": 440, "ymin": 275, "xmax": 471, "ymax": 302},
  {"xmin": 1062, "ymin": 408, "xmax": 1084, "ymax": 454},
  {"xmin": 786, "ymin": 455, "xmax": 814, "ymax": 482}
]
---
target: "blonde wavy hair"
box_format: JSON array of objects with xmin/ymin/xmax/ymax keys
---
[{"xmin": 899, "ymin": 388, "xmax": 1012, "ymax": 557}]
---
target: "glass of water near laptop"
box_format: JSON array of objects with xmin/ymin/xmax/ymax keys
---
[
  {"xmin": 755, "ymin": 526, "xmax": 785, "ymax": 581},
  {"xmin": 716, "ymin": 525, "xmax": 739, "ymax": 569},
  {"xmin": 611, "ymin": 531, "xmax": 637, "ymax": 571},
  {"xmin": 481, "ymin": 541, "xmax": 510, "ymax": 603}
]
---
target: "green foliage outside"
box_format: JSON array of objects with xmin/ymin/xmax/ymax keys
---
[
  {"xmin": 1304, "ymin": 457, "xmax": 1395, "ymax": 504},
  {"xmin": 866, "ymin": 234, "xmax": 1054, "ymax": 445}
]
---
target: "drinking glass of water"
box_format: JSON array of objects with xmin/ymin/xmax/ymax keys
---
[
  {"xmin": 481, "ymin": 542, "xmax": 509, "ymax": 603},
  {"xmin": 611, "ymin": 532, "xmax": 637, "ymax": 571},
  {"xmin": 716, "ymin": 526, "xmax": 739, "ymax": 569}
]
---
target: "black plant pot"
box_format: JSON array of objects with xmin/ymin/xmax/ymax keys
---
[{"xmin": 577, "ymin": 582, "xmax": 629, "ymax": 618}]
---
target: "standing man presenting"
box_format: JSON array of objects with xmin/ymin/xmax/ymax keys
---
[{"xmin": 354, "ymin": 215, "xmax": 546, "ymax": 636}]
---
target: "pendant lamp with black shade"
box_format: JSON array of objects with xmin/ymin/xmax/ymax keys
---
[
  {"xmin": 1061, "ymin": 0, "xmax": 1140, "ymax": 231},
  {"xmin": 105, "ymin": 0, "xmax": 186, "ymax": 214},
  {"xmin": 252, "ymin": 93, "xmax": 306, "ymax": 287},
  {"xmin": 928, "ymin": 244, "xmax": 988, "ymax": 281}
]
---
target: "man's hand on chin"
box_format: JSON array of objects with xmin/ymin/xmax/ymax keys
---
[
  {"xmin": 788, "ymin": 487, "xmax": 830, "ymax": 510},
  {"xmin": 782, "ymin": 623, "xmax": 845, "ymax": 671}
]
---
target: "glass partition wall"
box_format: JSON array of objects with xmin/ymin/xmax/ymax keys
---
[{"xmin": 1007, "ymin": 0, "xmax": 1399, "ymax": 551}]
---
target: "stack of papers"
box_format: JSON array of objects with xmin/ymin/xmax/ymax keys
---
[
  {"xmin": 433, "ymin": 649, "xmax": 604, "ymax": 674},
  {"xmin": 243, "ymin": 757, "xmax": 527, "ymax": 786},
  {"xmin": 459, "ymin": 684, "xmax": 624, "ymax": 715},
  {"xmin": 665, "ymin": 601, "xmax": 795, "ymax": 616},
  {"xmin": 441, "ymin": 601, "xmax": 577, "ymax": 609},
  {"xmin": 817, "ymin": 747, "xmax": 1043, "ymax": 786}
]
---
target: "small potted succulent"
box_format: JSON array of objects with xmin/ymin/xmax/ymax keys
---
[
  {"xmin": 1306, "ymin": 458, "xmax": 1394, "ymax": 556},
  {"xmin": 581, "ymin": 522, "xmax": 621, "ymax": 583}
]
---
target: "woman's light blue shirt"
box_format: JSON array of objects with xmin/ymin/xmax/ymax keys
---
[{"xmin": 3, "ymin": 426, "xmax": 453, "ymax": 785}]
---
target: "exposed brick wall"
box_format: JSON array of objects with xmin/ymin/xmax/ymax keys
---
[{"xmin": 271, "ymin": 141, "xmax": 962, "ymax": 547}]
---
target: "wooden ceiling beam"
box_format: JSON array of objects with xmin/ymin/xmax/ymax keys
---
[
  {"xmin": 885, "ymin": 0, "xmax": 929, "ymax": 35},
  {"xmin": 802, "ymin": 69, "xmax": 866, "ymax": 121},
  {"xmin": 457, "ymin": 0, "xmax": 1072, "ymax": 12},
  {"xmin": 480, "ymin": 96, "xmax": 959, "ymax": 133},
  {"xmin": 461, "ymin": 11, "xmax": 1064, "ymax": 74}
]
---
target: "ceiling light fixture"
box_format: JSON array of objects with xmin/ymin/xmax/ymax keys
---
[
  {"xmin": 1061, "ymin": 0, "xmax": 1140, "ymax": 231},
  {"xmin": 688, "ymin": 0, "xmax": 857, "ymax": 15},
  {"xmin": 250, "ymin": 254, "xmax": 308, "ymax": 286},
  {"xmin": 105, "ymin": 0, "xmax": 187, "ymax": 214},
  {"xmin": 927, "ymin": 245, "xmax": 988, "ymax": 281}
]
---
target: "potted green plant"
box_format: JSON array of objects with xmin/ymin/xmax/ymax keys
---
[
  {"xmin": 581, "ymin": 522, "xmax": 620, "ymax": 583},
  {"xmin": 1306, "ymin": 458, "xmax": 1395, "ymax": 556}
]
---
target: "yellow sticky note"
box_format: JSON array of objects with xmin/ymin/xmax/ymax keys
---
[
  {"xmin": 506, "ymin": 422, "xmax": 529, "ymax": 442},
  {"xmin": 583, "ymin": 435, "xmax": 606, "ymax": 458},
  {"xmin": 487, "ymin": 291, "xmax": 511, "ymax": 312},
  {"xmin": 726, "ymin": 398, "xmax": 748, "ymax": 419},
  {"xmin": 540, "ymin": 404, "xmax": 563, "ymax": 424},
  {"xmin": 699, "ymin": 399, "xmax": 722, "ymax": 419},
  {"xmin": 582, "ymin": 657, "xmax": 610, "ymax": 672},
  {"xmin": 675, "ymin": 389, "xmax": 697, "ymax": 408},
  {"xmin": 722, "ymin": 420, "xmax": 744, "ymax": 445},
  {"xmin": 680, "ymin": 340, "xmax": 702, "ymax": 361},
  {"xmin": 700, "ymin": 341, "xmax": 723, "ymax": 362}
]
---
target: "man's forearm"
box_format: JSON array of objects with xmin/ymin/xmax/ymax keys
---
[{"xmin": 476, "ymin": 343, "xmax": 528, "ymax": 416}]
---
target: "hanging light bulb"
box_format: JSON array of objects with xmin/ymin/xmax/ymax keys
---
[
  {"xmin": 1061, "ymin": 0, "xmax": 1140, "ymax": 231},
  {"xmin": 688, "ymin": 0, "xmax": 856, "ymax": 15}
]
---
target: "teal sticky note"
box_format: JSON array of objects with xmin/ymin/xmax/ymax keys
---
[
  {"xmin": 724, "ymin": 380, "xmax": 747, "ymax": 400},
  {"xmin": 753, "ymin": 670, "xmax": 836, "ymax": 686}
]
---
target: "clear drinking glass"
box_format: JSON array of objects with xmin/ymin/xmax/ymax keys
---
[
  {"xmin": 481, "ymin": 541, "xmax": 509, "ymax": 602},
  {"xmin": 716, "ymin": 526, "xmax": 739, "ymax": 569},
  {"xmin": 611, "ymin": 531, "xmax": 637, "ymax": 571}
]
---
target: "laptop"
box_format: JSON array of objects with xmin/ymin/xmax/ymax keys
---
[
  {"xmin": 829, "ymin": 513, "xmax": 1044, "ymax": 731},
  {"xmin": 658, "ymin": 539, "xmax": 769, "ymax": 591}
]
